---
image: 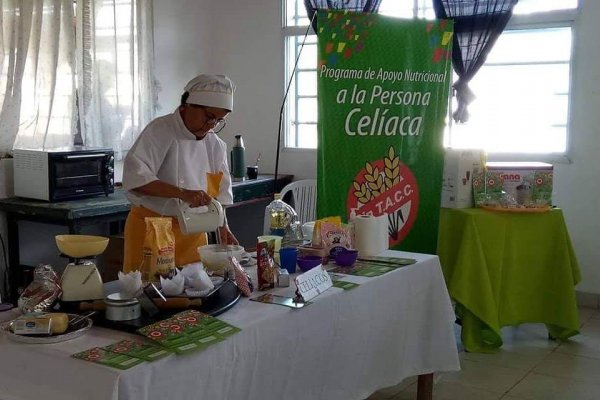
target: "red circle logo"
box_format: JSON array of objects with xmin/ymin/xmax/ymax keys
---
[{"xmin": 346, "ymin": 148, "xmax": 419, "ymax": 247}]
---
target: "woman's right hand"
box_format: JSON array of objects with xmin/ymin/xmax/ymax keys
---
[{"xmin": 178, "ymin": 189, "xmax": 212, "ymax": 208}]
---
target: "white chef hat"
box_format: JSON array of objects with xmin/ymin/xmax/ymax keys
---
[{"xmin": 183, "ymin": 74, "xmax": 235, "ymax": 111}]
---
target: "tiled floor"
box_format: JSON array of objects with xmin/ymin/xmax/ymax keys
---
[{"xmin": 367, "ymin": 307, "xmax": 600, "ymax": 400}]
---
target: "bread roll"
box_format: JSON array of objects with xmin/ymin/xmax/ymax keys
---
[{"xmin": 47, "ymin": 313, "xmax": 69, "ymax": 334}]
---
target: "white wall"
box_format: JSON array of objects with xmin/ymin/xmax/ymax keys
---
[
  {"xmin": 154, "ymin": 0, "xmax": 316, "ymax": 177},
  {"xmin": 553, "ymin": 0, "xmax": 600, "ymax": 293},
  {"xmin": 153, "ymin": 0, "xmax": 215, "ymax": 113},
  {"xmin": 209, "ymin": 0, "xmax": 316, "ymax": 178}
]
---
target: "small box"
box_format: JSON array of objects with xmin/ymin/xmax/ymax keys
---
[
  {"xmin": 472, "ymin": 170, "xmax": 504, "ymax": 206},
  {"xmin": 441, "ymin": 149, "xmax": 484, "ymax": 208},
  {"xmin": 277, "ymin": 268, "xmax": 290, "ymax": 287},
  {"xmin": 12, "ymin": 317, "xmax": 52, "ymax": 335},
  {"xmin": 486, "ymin": 162, "xmax": 553, "ymax": 206}
]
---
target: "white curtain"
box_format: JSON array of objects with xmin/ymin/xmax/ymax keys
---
[
  {"xmin": 77, "ymin": 0, "xmax": 155, "ymax": 160},
  {"xmin": 0, "ymin": 0, "xmax": 77, "ymax": 151},
  {"xmin": 0, "ymin": 0, "xmax": 154, "ymax": 157}
]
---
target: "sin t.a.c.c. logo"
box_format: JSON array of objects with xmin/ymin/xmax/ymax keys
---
[{"xmin": 346, "ymin": 146, "xmax": 419, "ymax": 247}]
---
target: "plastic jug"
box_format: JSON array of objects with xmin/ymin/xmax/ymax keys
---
[{"xmin": 265, "ymin": 194, "xmax": 297, "ymax": 237}]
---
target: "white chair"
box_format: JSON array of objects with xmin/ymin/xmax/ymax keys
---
[{"xmin": 263, "ymin": 179, "xmax": 317, "ymax": 234}]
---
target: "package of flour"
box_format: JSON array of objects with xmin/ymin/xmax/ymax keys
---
[{"xmin": 142, "ymin": 217, "xmax": 176, "ymax": 282}]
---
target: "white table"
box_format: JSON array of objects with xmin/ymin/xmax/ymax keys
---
[{"xmin": 0, "ymin": 251, "xmax": 460, "ymax": 400}]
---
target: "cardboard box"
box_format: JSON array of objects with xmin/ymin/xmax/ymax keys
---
[
  {"xmin": 472, "ymin": 170, "xmax": 504, "ymax": 206},
  {"xmin": 486, "ymin": 162, "xmax": 553, "ymax": 206},
  {"xmin": 441, "ymin": 149, "xmax": 484, "ymax": 208}
]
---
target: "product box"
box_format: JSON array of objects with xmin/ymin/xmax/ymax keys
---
[
  {"xmin": 441, "ymin": 149, "xmax": 484, "ymax": 208},
  {"xmin": 472, "ymin": 170, "xmax": 504, "ymax": 206},
  {"xmin": 486, "ymin": 162, "xmax": 553, "ymax": 206}
]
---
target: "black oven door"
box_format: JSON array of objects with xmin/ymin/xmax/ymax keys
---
[{"xmin": 49, "ymin": 152, "xmax": 114, "ymax": 201}]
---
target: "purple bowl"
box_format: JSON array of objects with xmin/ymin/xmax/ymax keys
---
[
  {"xmin": 335, "ymin": 249, "xmax": 359, "ymax": 267},
  {"xmin": 297, "ymin": 255, "xmax": 322, "ymax": 272}
]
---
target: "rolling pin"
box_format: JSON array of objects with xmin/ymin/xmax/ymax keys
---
[
  {"xmin": 79, "ymin": 298, "xmax": 202, "ymax": 311},
  {"xmin": 152, "ymin": 297, "xmax": 203, "ymax": 309}
]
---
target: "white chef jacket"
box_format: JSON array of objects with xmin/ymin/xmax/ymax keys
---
[{"xmin": 122, "ymin": 109, "xmax": 233, "ymax": 207}]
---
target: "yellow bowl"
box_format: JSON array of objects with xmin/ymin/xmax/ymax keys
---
[{"xmin": 55, "ymin": 235, "xmax": 109, "ymax": 258}]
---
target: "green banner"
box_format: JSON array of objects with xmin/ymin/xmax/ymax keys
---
[{"xmin": 316, "ymin": 10, "xmax": 453, "ymax": 254}]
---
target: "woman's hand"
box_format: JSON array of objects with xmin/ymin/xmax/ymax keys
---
[
  {"xmin": 218, "ymin": 225, "xmax": 239, "ymax": 245},
  {"xmin": 178, "ymin": 189, "xmax": 212, "ymax": 208}
]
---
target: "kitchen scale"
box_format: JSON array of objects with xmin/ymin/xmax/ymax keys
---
[{"xmin": 56, "ymin": 235, "xmax": 108, "ymax": 302}]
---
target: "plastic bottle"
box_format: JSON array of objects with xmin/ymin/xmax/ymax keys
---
[
  {"xmin": 230, "ymin": 134, "xmax": 245, "ymax": 179},
  {"xmin": 266, "ymin": 194, "xmax": 297, "ymax": 236}
]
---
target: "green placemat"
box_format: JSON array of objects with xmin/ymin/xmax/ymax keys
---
[
  {"xmin": 103, "ymin": 339, "xmax": 172, "ymax": 361},
  {"xmin": 137, "ymin": 310, "xmax": 241, "ymax": 355},
  {"xmin": 332, "ymin": 280, "xmax": 360, "ymax": 290},
  {"xmin": 72, "ymin": 347, "xmax": 144, "ymax": 370},
  {"xmin": 329, "ymin": 258, "xmax": 414, "ymax": 276}
]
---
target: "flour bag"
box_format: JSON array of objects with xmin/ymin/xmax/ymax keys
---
[{"xmin": 142, "ymin": 217, "xmax": 176, "ymax": 282}]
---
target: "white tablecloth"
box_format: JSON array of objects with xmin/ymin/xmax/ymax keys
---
[{"xmin": 0, "ymin": 251, "xmax": 459, "ymax": 400}]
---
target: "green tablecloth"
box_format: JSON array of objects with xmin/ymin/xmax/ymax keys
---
[{"xmin": 437, "ymin": 208, "xmax": 580, "ymax": 353}]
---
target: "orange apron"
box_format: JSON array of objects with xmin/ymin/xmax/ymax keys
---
[{"xmin": 123, "ymin": 172, "xmax": 224, "ymax": 272}]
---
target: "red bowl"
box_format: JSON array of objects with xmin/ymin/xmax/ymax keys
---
[
  {"xmin": 297, "ymin": 255, "xmax": 322, "ymax": 272},
  {"xmin": 335, "ymin": 249, "xmax": 358, "ymax": 267}
]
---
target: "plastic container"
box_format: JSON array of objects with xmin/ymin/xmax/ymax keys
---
[
  {"xmin": 335, "ymin": 249, "xmax": 359, "ymax": 267},
  {"xmin": 279, "ymin": 247, "xmax": 298, "ymax": 274},
  {"xmin": 297, "ymin": 255, "xmax": 322, "ymax": 272},
  {"xmin": 265, "ymin": 194, "xmax": 296, "ymax": 236},
  {"xmin": 198, "ymin": 244, "xmax": 244, "ymax": 272},
  {"xmin": 301, "ymin": 221, "xmax": 315, "ymax": 241}
]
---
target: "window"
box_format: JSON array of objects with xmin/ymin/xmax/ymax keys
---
[
  {"xmin": 283, "ymin": 0, "xmax": 577, "ymax": 156},
  {"xmin": 0, "ymin": 0, "xmax": 153, "ymax": 157},
  {"xmin": 448, "ymin": 1, "xmax": 577, "ymax": 155}
]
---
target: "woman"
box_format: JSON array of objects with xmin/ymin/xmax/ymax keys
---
[{"xmin": 122, "ymin": 74, "xmax": 239, "ymax": 272}]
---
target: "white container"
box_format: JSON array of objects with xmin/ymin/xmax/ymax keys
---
[
  {"xmin": 301, "ymin": 222, "xmax": 315, "ymax": 241},
  {"xmin": 351, "ymin": 214, "xmax": 388, "ymax": 257},
  {"xmin": 441, "ymin": 149, "xmax": 484, "ymax": 208},
  {"xmin": 105, "ymin": 293, "xmax": 141, "ymax": 321}
]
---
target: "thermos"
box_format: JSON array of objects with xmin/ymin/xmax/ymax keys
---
[{"xmin": 231, "ymin": 134, "xmax": 245, "ymax": 179}]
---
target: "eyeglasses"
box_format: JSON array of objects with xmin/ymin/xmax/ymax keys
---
[
  {"xmin": 209, "ymin": 118, "xmax": 226, "ymax": 133},
  {"xmin": 188, "ymin": 104, "xmax": 227, "ymax": 133}
]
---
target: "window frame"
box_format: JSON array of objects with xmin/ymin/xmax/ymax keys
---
[
  {"xmin": 282, "ymin": 1, "xmax": 579, "ymax": 162},
  {"xmin": 282, "ymin": 24, "xmax": 318, "ymax": 151}
]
